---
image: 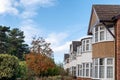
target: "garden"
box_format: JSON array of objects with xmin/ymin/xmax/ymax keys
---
[{"xmin": 0, "ymin": 26, "xmax": 74, "ymax": 80}]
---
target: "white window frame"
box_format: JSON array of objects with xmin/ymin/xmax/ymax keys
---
[
  {"xmin": 80, "ymin": 63, "xmax": 92, "ymax": 78},
  {"xmin": 94, "ymin": 25, "xmax": 106, "ymax": 43},
  {"xmin": 92, "ymin": 58, "xmax": 114, "ymax": 79},
  {"xmin": 82, "ymin": 39, "xmax": 92, "ymax": 52}
]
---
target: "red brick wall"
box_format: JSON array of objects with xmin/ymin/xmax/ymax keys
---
[{"xmin": 115, "ymin": 19, "xmax": 120, "ymax": 80}]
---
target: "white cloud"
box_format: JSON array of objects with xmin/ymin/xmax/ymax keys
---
[
  {"xmin": 0, "ymin": 0, "xmax": 18, "ymax": 15},
  {"xmin": 0, "ymin": 0, "xmax": 56, "ymax": 18},
  {"xmin": 46, "ymin": 32, "xmax": 70, "ymax": 54},
  {"xmin": 20, "ymin": 10, "xmax": 37, "ymax": 19},
  {"xmin": 20, "ymin": 24, "xmax": 70, "ymax": 56},
  {"xmin": 20, "ymin": 0, "xmax": 56, "ymax": 7},
  {"xmin": 53, "ymin": 41, "xmax": 71, "ymax": 53},
  {"xmin": 46, "ymin": 33, "xmax": 68, "ymax": 45},
  {"xmin": 20, "ymin": 19, "xmax": 43, "ymax": 45},
  {"xmin": 19, "ymin": 0, "xmax": 56, "ymax": 19}
]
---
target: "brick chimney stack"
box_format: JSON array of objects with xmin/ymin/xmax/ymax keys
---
[{"xmin": 115, "ymin": 17, "xmax": 120, "ymax": 80}]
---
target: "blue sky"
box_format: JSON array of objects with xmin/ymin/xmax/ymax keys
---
[{"xmin": 0, "ymin": 0, "xmax": 120, "ymax": 63}]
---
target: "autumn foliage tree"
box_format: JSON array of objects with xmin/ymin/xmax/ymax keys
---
[{"xmin": 26, "ymin": 37, "xmax": 55, "ymax": 77}]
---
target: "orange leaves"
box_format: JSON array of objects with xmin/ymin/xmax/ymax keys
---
[{"xmin": 26, "ymin": 53, "xmax": 55, "ymax": 76}]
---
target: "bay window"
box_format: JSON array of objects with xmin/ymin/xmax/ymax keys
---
[{"xmin": 92, "ymin": 58, "xmax": 114, "ymax": 79}]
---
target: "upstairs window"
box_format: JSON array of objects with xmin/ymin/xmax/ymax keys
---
[
  {"xmin": 82, "ymin": 39, "xmax": 91, "ymax": 52},
  {"xmin": 94, "ymin": 26, "xmax": 105, "ymax": 43}
]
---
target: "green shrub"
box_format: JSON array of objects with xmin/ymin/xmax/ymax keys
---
[
  {"xmin": 18, "ymin": 61, "xmax": 27, "ymax": 80},
  {"xmin": 0, "ymin": 54, "xmax": 19, "ymax": 80}
]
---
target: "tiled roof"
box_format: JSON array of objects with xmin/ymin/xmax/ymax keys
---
[
  {"xmin": 93, "ymin": 5, "xmax": 120, "ymax": 21},
  {"xmin": 64, "ymin": 54, "xmax": 69, "ymax": 60},
  {"xmin": 72, "ymin": 41, "xmax": 81, "ymax": 51}
]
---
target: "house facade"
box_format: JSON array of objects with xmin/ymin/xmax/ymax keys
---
[{"xmin": 64, "ymin": 5, "xmax": 120, "ymax": 80}]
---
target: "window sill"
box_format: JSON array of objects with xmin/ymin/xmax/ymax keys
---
[{"xmin": 92, "ymin": 40, "xmax": 114, "ymax": 44}]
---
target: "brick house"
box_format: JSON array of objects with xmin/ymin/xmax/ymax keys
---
[{"xmin": 64, "ymin": 5, "xmax": 120, "ymax": 80}]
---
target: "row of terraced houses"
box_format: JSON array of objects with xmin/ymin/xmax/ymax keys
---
[{"xmin": 63, "ymin": 5, "xmax": 120, "ymax": 80}]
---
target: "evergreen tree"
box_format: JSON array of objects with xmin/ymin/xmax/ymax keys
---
[
  {"xmin": 0, "ymin": 26, "xmax": 29, "ymax": 60},
  {"xmin": 8, "ymin": 28, "xmax": 29, "ymax": 60},
  {"xmin": 0, "ymin": 26, "xmax": 10, "ymax": 54}
]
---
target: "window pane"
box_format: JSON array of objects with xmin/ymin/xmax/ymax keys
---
[
  {"xmin": 80, "ymin": 70, "xmax": 82, "ymax": 76},
  {"xmin": 95, "ymin": 66, "xmax": 98, "ymax": 78},
  {"xmin": 95, "ymin": 59, "xmax": 98, "ymax": 65},
  {"xmin": 99, "ymin": 66, "xmax": 104, "ymax": 78},
  {"xmin": 86, "ymin": 69, "xmax": 89, "ymax": 76},
  {"xmin": 83, "ymin": 63, "xmax": 85, "ymax": 68},
  {"xmin": 83, "ymin": 41, "xmax": 85, "ymax": 51},
  {"xmin": 95, "ymin": 32, "xmax": 98, "ymax": 42},
  {"xmin": 86, "ymin": 63, "xmax": 89, "ymax": 68},
  {"xmin": 107, "ymin": 58, "xmax": 113, "ymax": 65},
  {"xmin": 99, "ymin": 58, "xmax": 104, "ymax": 65},
  {"xmin": 90, "ymin": 63, "xmax": 93, "ymax": 77},
  {"xmin": 100, "ymin": 31, "xmax": 104, "ymax": 40},
  {"xmin": 86, "ymin": 44, "xmax": 89, "ymax": 50},
  {"xmin": 86, "ymin": 40, "xmax": 89, "ymax": 43},
  {"xmin": 100, "ymin": 26, "xmax": 104, "ymax": 30},
  {"xmin": 83, "ymin": 69, "xmax": 85, "ymax": 76},
  {"xmin": 83, "ymin": 63, "xmax": 85, "ymax": 77},
  {"xmin": 90, "ymin": 68, "xmax": 92, "ymax": 77},
  {"xmin": 95, "ymin": 27, "xmax": 98, "ymax": 31},
  {"xmin": 107, "ymin": 66, "xmax": 113, "ymax": 78},
  {"xmin": 78, "ymin": 65, "xmax": 80, "ymax": 76}
]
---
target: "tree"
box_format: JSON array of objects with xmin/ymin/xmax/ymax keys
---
[
  {"xmin": 26, "ymin": 53, "xmax": 55, "ymax": 77},
  {"xmin": 18, "ymin": 61, "xmax": 28, "ymax": 80},
  {"xmin": 0, "ymin": 54, "xmax": 19, "ymax": 80},
  {"xmin": 26, "ymin": 37, "xmax": 55, "ymax": 77},
  {"xmin": 8, "ymin": 28, "xmax": 29, "ymax": 60},
  {"xmin": 30, "ymin": 37, "xmax": 53, "ymax": 58},
  {"xmin": 0, "ymin": 26, "xmax": 29, "ymax": 60},
  {"xmin": 0, "ymin": 26, "xmax": 10, "ymax": 54}
]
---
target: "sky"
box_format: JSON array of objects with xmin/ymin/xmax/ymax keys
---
[{"xmin": 0, "ymin": 0, "xmax": 120, "ymax": 63}]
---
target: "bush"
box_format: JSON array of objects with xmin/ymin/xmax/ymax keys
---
[
  {"xmin": 18, "ymin": 61, "xmax": 27, "ymax": 80},
  {"xmin": 0, "ymin": 54, "xmax": 19, "ymax": 80}
]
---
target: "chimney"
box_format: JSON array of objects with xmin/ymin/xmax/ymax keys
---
[{"xmin": 114, "ymin": 15, "xmax": 120, "ymax": 80}]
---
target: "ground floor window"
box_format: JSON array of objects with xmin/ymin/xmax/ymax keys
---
[
  {"xmin": 77, "ymin": 62, "xmax": 92, "ymax": 78},
  {"xmin": 92, "ymin": 58, "xmax": 114, "ymax": 79},
  {"xmin": 72, "ymin": 66, "xmax": 76, "ymax": 76}
]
